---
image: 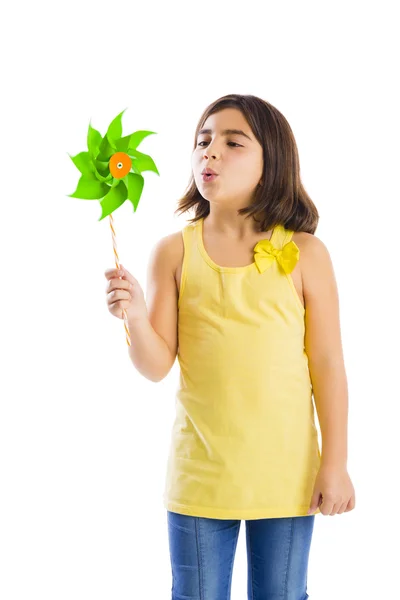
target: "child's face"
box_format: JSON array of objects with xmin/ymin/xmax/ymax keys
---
[{"xmin": 192, "ymin": 107, "xmax": 264, "ymax": 209}]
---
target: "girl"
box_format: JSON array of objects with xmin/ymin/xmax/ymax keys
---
[{"xmin": 105, "ymin": 94, "xmax": 355, "ymax": 600}]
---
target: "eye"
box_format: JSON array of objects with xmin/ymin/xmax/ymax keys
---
[{"xmin": 197, "ymin": 141, "xmax": 241, "ymax": 147}]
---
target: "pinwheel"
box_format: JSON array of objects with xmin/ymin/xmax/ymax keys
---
[{"xmin": 67, "ymin": 108, "xmax": 159, "ymax": 346}]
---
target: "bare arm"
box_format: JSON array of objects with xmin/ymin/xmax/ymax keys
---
[
  {"xmin": 301, "ymin": 234, "xmax": 349, "ymax": 468},
  {"xmin": 127, "ymin": 234, "xmax": 179, "ymax": 382}
]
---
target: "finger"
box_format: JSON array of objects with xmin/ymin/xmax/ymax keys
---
[
  {"xmin": 330, "ymin": 501, "xmax": 341, "ymax": 516},
  {"xmin": 321, "ymin": 500, "xmax": 334, "ymax": 515},
  {"xmin": 104, "ymin": 267, "xmax": 124, "ymax": 280},
  {"xmin": 118, "ymin": 264, "xmax": 138, "ymax": 285},
  {"xmin": 108, "ymin": 289, "xmax": 132, "ymax": 305},
  {"xmin": 307, "ymin": 492, "xmax": 320, "ymax": 514},
  {"xmin": 109, "ymin": 296, "xmax": 132, "ymax": 314},
  {"xmin": 108, "ymin": 279, "xmax": 133, "ymax": 297},
  {"xmin": 107, "ymin": 277, "xmax": 132, "ymax": 293}
]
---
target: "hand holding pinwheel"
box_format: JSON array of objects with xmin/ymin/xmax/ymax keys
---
[{"xmin": 67, "ymin": 108, "xmax": 159, "ymax": 346}]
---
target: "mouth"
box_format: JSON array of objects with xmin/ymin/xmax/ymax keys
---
[{"xmin": 202, "ymin": 173, "xmax": 219, "ymax": 182}]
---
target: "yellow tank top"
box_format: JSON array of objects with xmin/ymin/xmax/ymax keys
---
[{"xmin": 163, "ymin": 217, "xmax": 321, "ymax": 519}]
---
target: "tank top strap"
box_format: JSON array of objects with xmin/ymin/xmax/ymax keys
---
[
  {"xmin": 182, "ymin": 220, "xmax": 197, "ymax": 249},
  {"xmin": 178, "ymin": 221, "xmax": 197, "ymax": 309},
  {"xmin": 271, "ymin": 223, "xmax": 294, "ymax": 248}
]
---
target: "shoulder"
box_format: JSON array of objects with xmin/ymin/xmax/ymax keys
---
[
  {"xmin": 291, "ymin": 230, "xmax": 336, "ymax": 299},
  {"xmin": 147, "ymin": 229, "xmax": 184, "ymax": 278},
  {"xmin": 291, "ymin": 230, "xmax": 329, "ymax": 256}
]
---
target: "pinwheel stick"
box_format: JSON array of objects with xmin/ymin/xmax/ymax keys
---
[{"xmin": 109, "ymin": 213, "xmax": 131, "ymax": 347}]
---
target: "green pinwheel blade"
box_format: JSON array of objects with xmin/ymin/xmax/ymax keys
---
[
  {"xmin": 95, "ymin": 159, "xmax": 109, "ymax": 172},
  {"xmin": 97, "ymin": 135, "xmax": 117, "ymax": 162},
  {"xmin": 87, "ymin": 123, "xmax": 102, "ymax": 158},
  {"xmin": 68, "ymin": 173, "xmax": 110, "ymax": 199},
  {"xmin": 114, "ymin": 135, "xmax": 131, "ymax": 153},
  {"xmin": 93, "ymin": 165, "xmax": 113, "ymax": 183},
  {"xmin": 110, "ymin": 176, "xmax": 121, "ymax": 189},
  {"xmin": 130, "ymin": 149, "xmax": 160, "ymax": 176},
  {"xmin": 124, "ymin": 173, "xmax": 144, "ymax": 212},
  {"xmin": 98, "ymin": 109, "xmax": 126, "ymax": 159},
  {"xmin": 93, "ymin": 159, "xmax": 113, "ymax": 183},
  {"xmin": 106, "ymin": 108, "xmax": 127, "ymax": 143},
  {"xmin": 115, "ymin": 130, "xmax": 157, "ymax": 153},
  {"xmin": 98, "ymin": 180, "xmax": 128, "ymax": 221},
  {"xmin": 129, "ymin": 130, "xmax": 157, "ymax": 150},
  {"xmin": 69, "ymin": 152, "xmax": 112, "ymax": 184},
  {"xmin": 68, "ymin": 151, "xmax": 95, "ymax": 176}
]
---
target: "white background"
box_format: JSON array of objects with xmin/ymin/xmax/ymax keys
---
[{"xmin": 1, "ymin": 0, "xmax": 399, "ymax": 598}]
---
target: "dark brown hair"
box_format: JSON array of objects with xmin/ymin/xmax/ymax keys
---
[{"xmin": 174, "ymin": 94, "xmax": 319, "ymax": 234}]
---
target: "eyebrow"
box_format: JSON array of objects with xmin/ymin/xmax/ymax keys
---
[{"xmin": 197, "ymin": 128, "xmax": 252, "ymax": 141}]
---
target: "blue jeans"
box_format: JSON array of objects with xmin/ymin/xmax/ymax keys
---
[{"xmin": 167, "ymin": 510, "xmax": 315, "ymax": 600}]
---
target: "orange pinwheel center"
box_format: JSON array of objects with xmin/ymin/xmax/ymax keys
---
[{"xmin": 109, "ymin": 152, "xmax": 132, "ymax": 178}]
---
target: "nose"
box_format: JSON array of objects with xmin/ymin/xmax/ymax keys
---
[
  {"xmin": 203, "ymin": 146, "xmax": 219, "ymax": 160},
  {"xmin": 202, "ymin": 138, "xmax": 221, "ymax": 160}
]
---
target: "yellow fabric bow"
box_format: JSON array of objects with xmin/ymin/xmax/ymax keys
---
[{"xmin": 253, "ymin": 238, "xmax": 300, "ymax": 274}]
